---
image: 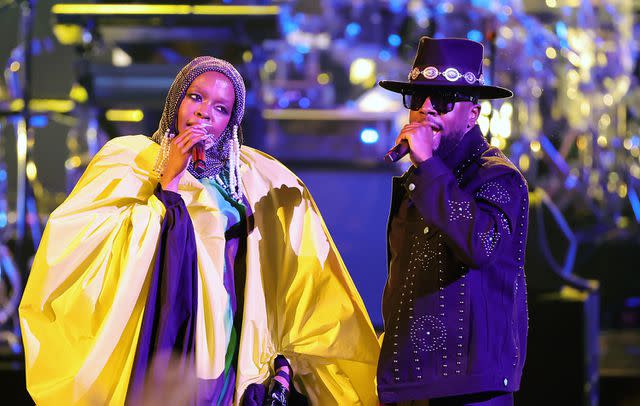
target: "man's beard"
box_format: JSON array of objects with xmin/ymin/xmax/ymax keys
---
[{"xmin": 434, "ymin": 127, "xmax": 468, "ymax": 159}]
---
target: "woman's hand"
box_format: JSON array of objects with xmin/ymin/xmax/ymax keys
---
[{"xmin": 160, "ymin": 125, "xmax": 209, "ymax": 192}]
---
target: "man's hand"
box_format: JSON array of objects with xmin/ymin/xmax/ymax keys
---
[{"xmin": 395, "ymin": 122, "xmax": 441, "ymax": 166}]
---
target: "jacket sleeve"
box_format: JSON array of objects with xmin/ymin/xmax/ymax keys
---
[
  {"xmin": 405, "ymin": 155, "xmax": 527, "ymax": 268},
  {"xmin": 251, "ymin": 181, "xmax": 380, "ymax": 406},
  {"xmin": 19, "ymin": 138, "xmax": 166, "ymax": 405}
]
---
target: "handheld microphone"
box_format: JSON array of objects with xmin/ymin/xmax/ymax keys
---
[
  {"xmin": 384, "ymin": 140, "xmax": 410, "ymax": 163},
  {"xmin": 192, "ymin": 143, "xmax": 205, "ymax": 174}
]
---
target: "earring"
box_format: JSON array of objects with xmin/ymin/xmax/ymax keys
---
[
  {"xmin": 229, "ymin": 125, "xmax": 242, "ymax": 202},
  {"xmin": 153, "ymin": 129, "xmax": 174, "ymax": 180}
]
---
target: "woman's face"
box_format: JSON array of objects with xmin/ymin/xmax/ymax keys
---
[{"xmin": 176, "ymin": 71, "xmax": 235, "ymax": 149}]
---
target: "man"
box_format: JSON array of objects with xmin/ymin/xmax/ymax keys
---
[{"xmin": 376, "ymin": 37, "xmax": 529, "ymax": 406}]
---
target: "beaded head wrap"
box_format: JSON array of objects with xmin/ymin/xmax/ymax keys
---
[{"xmin": 152, "ymin": 56, "xmax": 246, "ymax": 201}]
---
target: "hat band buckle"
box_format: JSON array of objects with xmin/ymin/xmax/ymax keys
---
[{"xmin": 408, "ymin": 66, "xmax": 485, "ymax": 85}]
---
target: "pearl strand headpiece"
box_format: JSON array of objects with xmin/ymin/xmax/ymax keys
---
[{"xmin": 151, "ymin": 56, "xmax": 245, "ymax": 201}]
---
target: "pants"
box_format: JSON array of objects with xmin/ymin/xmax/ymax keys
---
[{"xmin": 393, "ymin": 391, "xmax": 514, "ymax": 406}]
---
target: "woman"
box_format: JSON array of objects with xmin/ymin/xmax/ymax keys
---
[{"xmin": 19, "ymin": 57, "xmax": 380, "ymax": 405}]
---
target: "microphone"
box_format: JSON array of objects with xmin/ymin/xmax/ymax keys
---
[
  {"xmin": 384, "ymin": 140, "xmax": 410, "ymax": 163},
  {"xmin": 192, "ymin": 143, "xmax": 205, "ymax": 174}
]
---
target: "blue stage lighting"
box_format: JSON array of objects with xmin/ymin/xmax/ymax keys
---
[
  {"xmin": 30, "ymin": 115, "xmax": 48, "ymax": 128},
  {"xmin": 295, "ymin": 44, "xmax": 310, "ymax": 54},
  {"xmin": 360, "ymin": 128, "xmax": 380, "ymax": 144},
  {"xmin": 346, "ymin": 22, "xmax": 361, "ymax": 37},
  {"xmin": 532, "ymin": 60, "xmax": 543, "ymax": 72},
  {"xmin": 292, "ymin": 52, "xmax": 304, "ymax": 65},
  {"xmin": 278, "ymin": 98, "xmax": 290, "ymax": 108},
  {"xmin": 299, "ymin": 97, "xmax": 311, "ymax": 109},
  {"xmin": 467, "ymin": 30, "xmax": 483, "ymax": 42},
  {"xmin": 283, "ymin": 21, "xmax": 298, "ymax": 34},
  {"xmin": 379, "ymin": 50, "xmax": 391, "ymax": 61},
  {"xmin": 387, "ymin": 34, "xmax": 401, "ymax": 47}
]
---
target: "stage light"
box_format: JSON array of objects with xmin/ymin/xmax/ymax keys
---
[
  {"xmin": 466, "ymin": 30, "xmax": 483, "ymax": 42},
  {"xmin": 499, "ymin": 26, "xmax": 513, "ymax": 40},
  {"xmin": 105, "ymin": 109, "xmax": 144, "ymax": 122},
  {"xmin": 546, "ymin": 47, "xmax": 557, "ymax": 59},
  {"xmin": 387, "ymin": 34, "xmax": 401, "ymax": 47},
  {"xmin": 65, "ymin": 156, "xmax": 82, "ymax": 170},
  {"xmin": 10, "ymin": 99, "xmax": 75, "ymax": 113},
  {"xmin": 555, "ymin": 22, "xmax": 568, "ymax": 39},
  {"xmin": 264, "ymin": 59, "xmax": 277, "ymax": 74},
  {"xmin": 295, "ymin": 44, "xmax": 310, "ymax": 54},
  {"xmin": 317, "ymin": 73, "xmax": 330, "ymax": 85},
  {"xmin": 299, "ymin": 98, "xmax": 310, "ymax": 109},
  {"xmin": 478, "ymin": 115, "xmax": 489, "ymax": 135},
  {"xmin": 69, "ymin": 83, "xmax": 88, "ymax": 103},
  {"xmin": 519, "ymin": 155, "xmax": 530, "ymax": 172},
  {"xmin": 350, "ymin": 58, "xmax": 376, "ymax": 88},
  {"xmin": 346, "ymin": 22, "xmax": 361, "ymax": 37},
  {"xmin": 532, "ymin": 60, "xmax": 542, "ymax": 72},
  {"xmin": 360, "ymin": 128, "xmax": 379, "ymax": 144},
  {"xmin": 52, "ymin": 24, "xmax": 83, "ymax": 45},
  {"xmin": 567, "ymin": 51, "xmax": 581, "ymax": 67},
  {"xmin": 278, "ymin": 98, "xmax": 289, "ymax": 108},
  {"xmin": 576, "ymin": 136, "xmax": 588, "ymax": 151},
  {"xmin": 531, "ymin": 86, "xmax": 542, "ymax": 98},
  {"xmin": 490, "ymin": 136, "xmax": 506, "ymax": 150},
  {"xmin": 112, "ymin": 48, "xmax": 132, "ymax": 67},
  {"xmin": 597, "ymin": 135, "xmax": 608, "ymax": 147},
  {"xmin": 530, "ymin": 141, "xmax": 541, "ymax": 153},
  {"xmin": 357, "ymin": 91, "xmax": 400, "ymax": 113},
  {"xmin": 26, "ymin": 161, "xmax": 37, "ymax": 182},
  {"xmin": 580, "ymin": 101, "xmax": 590, "ymax": 116},
  {"xmin": 30, "ymin": 115, "xmax": 48, "ymax": 128},
  {"xmin": 440, "ymin": 2, "xmax": 454, "ymax": 13},
  {"xmin": 597, "ymin": 52, "xmax": 608, "ymax": 66},
  {"xmin": 500, "ymin": 102, "xmax": 513, "ymax": 118},
  {"xmin": 480, "ymin": 101, "xmax": 492, "ymax": 116},
  {"xmin": 379, "ymin": 50, "xmax": 391, "ymax": 61}
]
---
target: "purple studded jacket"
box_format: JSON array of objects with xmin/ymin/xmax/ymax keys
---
[{"xmin": 377, "ymin": 125, "xmax": 529, "ymax": 403}]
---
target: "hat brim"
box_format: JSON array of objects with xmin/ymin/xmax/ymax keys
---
[{"xmin": 379, "ymin": 80, "xmax": 513, "ymax": 100}]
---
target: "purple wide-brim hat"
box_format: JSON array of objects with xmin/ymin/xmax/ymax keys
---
[{"xmin": 379, "ymin": 36, "xmax": 513, "ymax": 100}]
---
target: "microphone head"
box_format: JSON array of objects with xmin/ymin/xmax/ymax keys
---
[{"xmin": 193, "ymin": 159, "xmax": 206, "ymax": 174}]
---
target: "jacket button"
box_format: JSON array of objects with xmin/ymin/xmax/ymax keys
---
[
  {"xmin": 408, "ymin": 183, "xmax": 416, "ymax": 191},
  {"xmin": 504, "ymin": 378, "xmax": 508, "ymax": 386}
]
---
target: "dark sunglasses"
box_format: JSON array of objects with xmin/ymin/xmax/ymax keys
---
[{"xmin": 402, "ymin": 91, "xmax": 478, "ymax": 114}]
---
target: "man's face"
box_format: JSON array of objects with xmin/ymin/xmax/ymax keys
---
[
  {"xmin": 408, "ymin": 92, "xmax": 480, "ymax": 153},
  {"xmin": 176, "ymin": 71, "xmax": 235, "ymax": 149}
]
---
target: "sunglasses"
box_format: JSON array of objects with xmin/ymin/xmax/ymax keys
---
[{"xmin": 402, "ymin": 91, "xmax": 478, "ymax": 114}]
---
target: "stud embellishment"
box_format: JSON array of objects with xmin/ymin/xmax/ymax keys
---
[
  {"xmin": 448, "ymin": 200, "xmax": 472, "ymax": 221},
  {"xmin": 410, "ymin": 315, "xmax": 447, "ymax": 352}
]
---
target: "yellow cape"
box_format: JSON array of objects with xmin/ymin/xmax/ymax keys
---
[{"xmin": 19, "ymin": 135, "xmax": 380, "ymax": 405}]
